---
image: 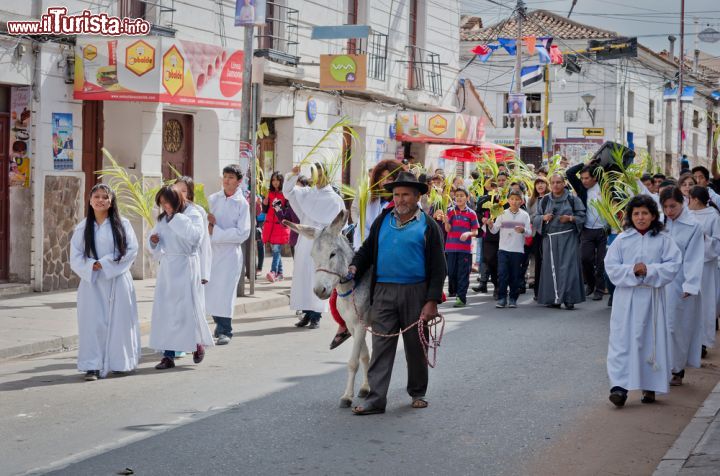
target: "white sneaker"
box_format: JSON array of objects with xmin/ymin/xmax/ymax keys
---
[{"xmin": 216, "ymin": 335, "xmax": 231, "ymax": 345}]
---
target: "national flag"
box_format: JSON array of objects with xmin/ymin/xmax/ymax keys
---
[
  {"xmin": 521, "ymin": 65, "xmax": 543, "ymax": 87},
  {"xmin": 471, "ymin": 44, "xmax": 494, "ymax": 62},
  {"xmin": 523, "ymin": 36, "xmax": 536, "ymax": 55},
  {"xmin": 549, "ymin": 45, "xmax": 563, "ymax": 65},
  {"xmin": 663, "ymin": 87, "xmax": 677, "ymax": 101},
  {"xmin": 711, "ymin": 91, "xmax": 720, "ymax": 101},
  {"xmin": 538, "ymin": 36, "xmax": 553, "ymax": 49},
  {"xmin": 536, "ymin": 45, "xmax": 551, "ymax": 64},
  {"xmin": 680, "ymin": 86, "xmax": 695, "ymax": 102},
  {"xmin": 498, "ymin": 38, "xmax": 516, "ymax": 55}
]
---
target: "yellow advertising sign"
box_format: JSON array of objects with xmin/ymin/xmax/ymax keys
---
[
  {"xmin": 126, "ymin": 40, "xmax": 155, "ymax": 76},
  {"xmin": 319, "ymin": 54, "xmax": 367, "ymax": 91},
  {"xmin": 83, "ymin": 44, "xmax": 97, "ymax": 61},
  {"xmin": 162, "ymin": 45, "xmax": 184, "ymax": 96},
  {"xmin": 428, "ymin": 114, "xmax": 448, "ymax": 135},
  {"xmin": 583, "ymin": 128, "xmax": 605, "ymax": 137}
]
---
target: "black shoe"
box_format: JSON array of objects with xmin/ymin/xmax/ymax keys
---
[
  {"xmin": 295, "ymin": 315, "xmax": 311, "ymax": 327},
  {"xmin": 492, "ymin": 290, "xmax": 498, "ymax": 300},
  {"xmin": 564, "ymin": 302, "xmax": 575, "ymax": 310},
  {"xmin": 609, "ymin": 387, "xmax": 628, "ymax": 407},
  {"xmin": 608, "ymin": 295, "xmax": 613, "ymax": 307},
  {"xmin": 448, "ymin": 293, "xmax": 456, "ymax": 298},
  {"xmin": 547, "ymin": 303, "xmax": 562, "ymax": 309},
  {"xmin": 702, "ymin": 345, "xmax": 708, "ymax": 359},
  {"xmin": 585, "ymin": 285, "xmax": 595, "ymax": 296},
  {"xmin": 641, "ymin": 390, "xmax": 656, "ymax": 404},
  {"xmin": 84, "ymin": 370, "xmax": 99, "ymax": 381},
  {"xmin": 592, "ymin": 291, "xmax": 603, "ymax": 301},
  {"xmin": 472, "ymin": 284, "xmax": 487, "ymax": 293},
  {"xmin": 308, "ymin": 320, "xmax": 319, "ymax": 329},
  {"xmin": 518, "ymin": 287, "xmax": 527, "ymax": 295}
]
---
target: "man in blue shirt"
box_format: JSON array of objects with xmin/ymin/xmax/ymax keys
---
[{"xmin": 348, "ymin": 172, "xmax": 447, "ymax": 415}]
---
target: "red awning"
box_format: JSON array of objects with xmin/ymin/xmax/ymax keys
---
[{"xmin": 440, "ymin": 143, "xmax": 515, "ymax": 162}]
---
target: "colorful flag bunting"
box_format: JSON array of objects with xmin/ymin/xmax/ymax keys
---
[
  {"xmin": 549, "ymin": 45, "xmax": 563, "ymax": 65},
  {"xmin": 521, "ymin": 65, "xmax": 543, "ymax": 87},
  {"xmin": 536, "ymin": 45, "xmax": 551, "ymax": 64},
  {"xmin": 523, "ymin": 36, "xmax": 536, "ymax": 55},
  {"xmin": 498, "ymin": 38, "xmax": 517, "ymax": 55}
]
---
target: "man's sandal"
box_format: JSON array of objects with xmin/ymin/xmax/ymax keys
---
[
  {"xmin": 352, "ymin": 405, "xmax": 385, "ymax": 415},
  {"xmin": 411, "ymin": 398, "xmax": 429, "ymax": 409}
]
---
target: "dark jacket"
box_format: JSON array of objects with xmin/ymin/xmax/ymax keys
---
[
  {"xmin": 351, "ymin": 207, "xmax": 447, "ymax": 305},
  {"xmin": 566, "ymin": 162, "xmax": 588, "ymax": 207}
]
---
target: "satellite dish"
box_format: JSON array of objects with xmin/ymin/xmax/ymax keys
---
[{"xmin": 699, "ymin": 27, "xmax": 720, "ymax": 43}]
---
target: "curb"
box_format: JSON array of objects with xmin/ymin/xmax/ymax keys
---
[
  {"xmin": 0, "ymin": 292, "xmax": 290, "ymax": 362},
  {"xmin": 653, "ymin": 381, "xmax": 720, "ymax": 475}
]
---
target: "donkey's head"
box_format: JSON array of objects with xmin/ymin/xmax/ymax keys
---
[{"xmin": 284, "ymin": 210, "xmax": 354, "ymax": 299}]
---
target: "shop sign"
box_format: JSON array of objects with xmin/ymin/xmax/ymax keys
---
[
  {"xmin": 9, "ymin": 87, "xmax": 32, "ymax": 188},
  {"xmin": 74, "ymin": 37, "xmax": 244, "ymax": 108},
  {"xmin": 582, "ymin": 128, "xmax": 604, "ymax": 137},
  {"xmin": 306, "ymin": 97, "xmax": 317, "ymax": 123},
  {"xmin": 52, "ymin": 113, "xmax": 74, "ymax": 171},
  {"xmin": 396, "ymin": 112, "xmax": 486, "ymax": 146},
  {"xmin": 125, "ymin": 40, "xmax": 155, "ymax": 76},
  {"xmin": 319, "ymin": 54, "xmax": 367, "ymax": 91}
]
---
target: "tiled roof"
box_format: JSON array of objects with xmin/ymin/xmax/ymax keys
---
[
  {"xmin": 657, "ymin": 50, "xmax": 720, "ymax": 83},
  {"xmin": 461, "ymin": 9, "xmax": 617, "ymax": 42},
  {"xmin": 460, "ymin": 15, "xmax": 483, "ymax": 32}
]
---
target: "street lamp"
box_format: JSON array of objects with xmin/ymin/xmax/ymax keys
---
[{"xmin": 581, "ymin": 93, "xmax": 596, "ymax": 126}]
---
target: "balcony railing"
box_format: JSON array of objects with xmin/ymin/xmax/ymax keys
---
[
  {"xmin": 345, "ymin": 31, "xmax": 389, "ymax": 81},
  {"xmin": 404, "ymin": 46, "xmax": 443, "ymax": 96},
  {"xmin": 502, "ymin": 114, "xmax": 544, "ymax": 129},
  {"xmin": 255, "ymin": 2, "xmax": 299, "ymax": 66},
  {"xmin": 135, "ymin": 0, "xmax": 177, "ymax": 37}
]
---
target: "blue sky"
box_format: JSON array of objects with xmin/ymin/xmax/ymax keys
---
[{"xmin": 461, "ymin": 0, "xmax": 720, "ymax": 60}]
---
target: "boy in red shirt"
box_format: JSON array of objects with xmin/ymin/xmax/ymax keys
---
[{"xmin": 443, "ymin": 187, "xmax": 480, "ymax": 307}]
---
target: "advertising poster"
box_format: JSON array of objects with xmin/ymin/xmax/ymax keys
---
[
  {"xmin": 395, "ymin": 112, "xmax": 486, "ymax": 145},
  {"xmin": 507, "ymin": 93, "xmax": 526, "ymax": 117},
  {"xmin": 9, "ymin": 86, "xmax": 32, "ymax": 187},
  {"xmin": 52, "ymin": 113, "xmax": 74, "ymax": 171},
  {"xmin": 234, "ymin": 0, "xmax": 267, "ymax": 26},
  {"xmin": 319, "ymin": 54, "xmax": 367, "ymax": 91},
  {"xmin": 74, "ymin": 37, "xmax": 244, "ymax": 108}
]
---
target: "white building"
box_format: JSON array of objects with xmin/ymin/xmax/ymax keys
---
[
  {"xmin": 0, "ymin": 0, "xmax": 472, "ymax": 292},
  {"xmin": 461, "ymin": 10, "xmax": 720, "ymax": 174}
]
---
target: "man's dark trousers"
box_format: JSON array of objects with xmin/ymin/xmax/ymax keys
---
[
  {"xmin": 363, "ymin": 282, "xmax": 428, "ymax": 410},
  {"xmin": 447, "ymin": 252, "xmax": 471, "ymax": 303},
  {"xmin": 497, "ymin": 250, "xmax": 524, "ymax": 300},
  {"xmin": 580, "ymin": 227, "xmax": 606, "ymax": 292}
]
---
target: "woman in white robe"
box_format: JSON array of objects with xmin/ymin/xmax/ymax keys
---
[
  {"xmin": 605, "ymin": 195, "xmax": 681, "ymax": 406},
  {"xmin": 70, "ymin": 184, "xmax": 140, "ymax": 380},
  {"xmin": 660, "ymin": 187, "xmax": 705, "ymax": 385},
  {"xmin": 204, "ymin": 167, "xmax": 251, "ymax": 344},
  {"xmin": 149, "ymin": 186, "xmax": 214, "ymax": 370},
  {"xmin": 687, "ymin": 186, "xmax": 720, "ymax": 353},
  {"xmin": 283, "ymin": 164, "xmax": 345, "ymax": 328}
]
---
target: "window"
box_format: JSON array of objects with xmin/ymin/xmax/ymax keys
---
[
  {"xmin": 526, "ymin": 93, "xmax": 542, "ymax": 114},
  {"xmin": 627, "ymin": 91, "xmax": 634, "ymax": 118},
  {"xmin": 648, "ymin": 99, "xmax": 655, "ymax": 124},
  {"xmin": 693, "ymin": 110, "xmax": 700, "ymax": 128}
]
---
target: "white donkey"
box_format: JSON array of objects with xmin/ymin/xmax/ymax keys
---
[{"xmin": 284, "ymin": 210, "xmax": 371, "ymax": 408}]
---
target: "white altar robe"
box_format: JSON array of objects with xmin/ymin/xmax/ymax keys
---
[
  {"xmin": 283, "ymin": 174, "xmax": 345, "ymax": 312},
  {"xmin": 149, "ymin": 209, "xmax": 214, "ymax": 352},
  {"xmin": 204, "ymin": 189, "xmax": 251, "ymax": 318},
  {"xmin": 70, "ymin": 218, "xmax": 140, "ymax": 377},
  {"xmin": 664, "ymin": 211, "xmax": 705, "ymax": 372},
  {"xmin": 688, "ymin": 207, "xmax": 720, "ymax": 348},
  {"xmin": 605, "ymin": 229, "xmax": 681, "ymax": 394}
]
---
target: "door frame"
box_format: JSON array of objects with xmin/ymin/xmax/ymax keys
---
[
  {"xmin": 0, "ymin": 113, "xmax": 9, "ymax": 281},
  {"xmin": 82, "ymin": 100, "xmax": 104, "ymax": 211}
]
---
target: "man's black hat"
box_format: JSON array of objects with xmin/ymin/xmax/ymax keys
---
[{"xmin": 384, "ymin": 171, "xmax": 429, "ymax": 194}]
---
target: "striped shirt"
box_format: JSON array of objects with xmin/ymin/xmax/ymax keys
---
[{"xmin": 445, "ymin": 206, "xmax": 479, "ymax": 253}]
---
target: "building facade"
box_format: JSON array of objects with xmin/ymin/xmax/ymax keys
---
[{"xmin": 0, "ymin": 0, "xmax": 466, "ymax": 291}]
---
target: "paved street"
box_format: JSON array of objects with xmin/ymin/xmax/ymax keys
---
[{"xmin": 3, "ymin": 290, "xmax": 718, "ymax": 476}]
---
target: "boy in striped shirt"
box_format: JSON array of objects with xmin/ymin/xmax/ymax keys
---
[{"xmin": 442, "ymin": 187, "xmax": 479, "ymax": 307}]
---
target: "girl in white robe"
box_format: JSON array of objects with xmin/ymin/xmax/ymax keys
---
[
  {"xmin": 70, "ymin": 184, "xmax": 140, "ymax": 380},
  {"xmin": 687, "ymin": 186, "xmax": 720, "ymax": 354},
  {"xmin": 283, "ymin": 164, "xmax": 345, "ymax": 328},
  {"xmin": 605, "ymin": 195, "xmax": 681, "ymax": 406},
  {"xmin": 660, "ymin": 187, "xmax": 705, "ymax": 386},
  {"xmin": 149, "ymin": 186, "xmax": 214, "ymax": 370}
]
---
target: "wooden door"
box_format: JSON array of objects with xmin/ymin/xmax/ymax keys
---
[
  {"xmin": 0, "ymin": 114, "xmax": 9, "ymax": 281},
  {"xmin": 82, "ymin": 101, "xmax": 103, "ymax": 209},
  {"xmin": 161, "ymin": 112, "xmax": 193, "ymax": 180}
]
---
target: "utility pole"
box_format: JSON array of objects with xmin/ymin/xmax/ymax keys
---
[
  {"xmin": 238, "ymin": 24, "xmax": 255, "ymax": 296},
  {"xmin": 543, "ymin": 64, "xmax": 550, "ymax": 159},
  {"xmin": 677, "ymin": 0, "xmax": 685, "ymax": 161},
  {"xmin": 513, "ymin": 0, "xmax": 525, "ymax": 154}
]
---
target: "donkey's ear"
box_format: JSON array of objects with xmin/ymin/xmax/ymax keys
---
[
  {"xmin": 283, "ymin": 220, "xmax": 320, "ymax": 240},
  {"xmin": 328, "ymin": 210, "xmax": 348, "ymax": 235}
]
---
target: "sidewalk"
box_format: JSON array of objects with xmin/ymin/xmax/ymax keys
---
[
  {"xmin": 654, "ymin": 381, "xmax": 720, "ymax": 475},
  {"xmin": 0, "ymin": 258, "xmax": 295, "ymax": 361}
]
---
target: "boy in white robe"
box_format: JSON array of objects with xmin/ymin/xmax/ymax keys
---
[
  {"xmin": 605, "ymin": 195, "xmax": 681, "ymax": 406},
  {"xmin": 205, "ymin": 165, "xmax": 251, "ymax": 345}
]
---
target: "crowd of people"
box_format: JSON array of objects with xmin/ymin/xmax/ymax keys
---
[{"xmin": 69, "ymin": 149, "xmax": 720, "ymax": 412}]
